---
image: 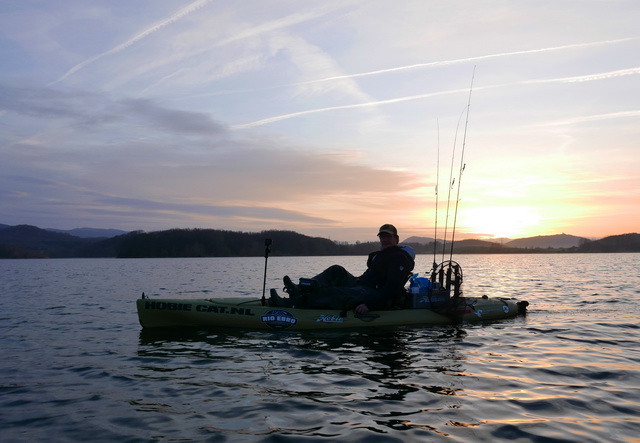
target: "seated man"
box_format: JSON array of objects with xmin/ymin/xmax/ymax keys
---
[{"xmin": 270, "ymin": 224, "xmax": 415, "ymax": 314}]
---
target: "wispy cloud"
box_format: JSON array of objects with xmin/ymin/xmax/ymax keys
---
[{"xmin": 49, "ymin": 0, "xmax": 211, "ymax": 85}]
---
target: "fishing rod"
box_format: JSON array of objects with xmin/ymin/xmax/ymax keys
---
[
  {"xmin": 448, "ymin": 66, "xmax": 476, "ymax": 261},
  {"xmin": 440, "ymin": 106, "xmax": 466, "ymax": 263}
]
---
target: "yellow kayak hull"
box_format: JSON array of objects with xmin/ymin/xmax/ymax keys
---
[{"xmin": 136, "ymin": 296, "xmax": 527, "ymax": 330}]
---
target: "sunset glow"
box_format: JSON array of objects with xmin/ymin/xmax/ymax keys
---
[
  {"xmin": 460, "ymin": 207, "xmax": 543, "ymax": 240},
  {"xmin": 1, "ymin": 1, "xmax": 638, "ymax": 242}
]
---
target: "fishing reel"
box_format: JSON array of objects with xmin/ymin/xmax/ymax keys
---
[{"xmin": 430, "ymin": 260, "xmax": 464, "ymax": 297}]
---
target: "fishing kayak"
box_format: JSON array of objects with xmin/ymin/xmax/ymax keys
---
[
  {"xmin": 136, "ymin": 295, "xmax": 528, "ymax": 330},
  {"xmin": 136, "ymin": 259, "xmax": 528, "ymax": 330}
]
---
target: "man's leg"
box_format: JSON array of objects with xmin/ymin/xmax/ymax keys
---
[
  {"xmin": 280, "ymin": 265, "xmax": 359, "ymax": 307},
  {"xmin": 311, "ymin": 265, "xmax": 359, "ymax": 287}
]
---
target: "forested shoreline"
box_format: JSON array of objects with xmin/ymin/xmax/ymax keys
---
[{"xmin": 1, "ymin": 225, "xmax": 639, "ymax": 258}]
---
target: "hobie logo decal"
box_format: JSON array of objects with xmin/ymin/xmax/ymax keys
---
[
  {"xmin": 316, "ymin": 315, "xmax": 344, "ymax": 323},
  {"xmin": 261, "ymin": 309, "xmax": 298, "ymax": 329}
]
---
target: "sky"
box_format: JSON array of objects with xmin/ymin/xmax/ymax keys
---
[{"xmin": 1, "ymin": 0, "xmax": 639, "ymax": 242}]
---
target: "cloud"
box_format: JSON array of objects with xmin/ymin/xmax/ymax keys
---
[
  {"xmin": 0, "ymin": 83, "xmax": 226, "ymax": 136},
  {"xmin": 119, "ymin": 98, "xmax": 226, "ymax": 135},
  {"xmin": 95, "ymin": 195, "xmax": 335, "ymax": 224},
  {"xmin": 1, "ymin": 142, "xmax": 423, "ymax": 230},
  {"xmin": 270, "ymin": 32, "xmax": 375, "ymax": 102},
  {"xmin": 75, "ymin": 143, "xmax": 421, "ymax": 205},
  {"xmin": 1, "ymin": 82, "xmax": 423, "ymax": 230},
  {"xmin": 0, "ymin": 84, "xmax": 93, "ymax": 121}
]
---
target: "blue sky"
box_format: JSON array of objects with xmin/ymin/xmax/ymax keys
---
[{"xmin": 1, "ymin": 0, "xmax": 639, "ymax": 241}]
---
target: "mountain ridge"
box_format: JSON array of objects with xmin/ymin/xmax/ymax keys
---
[{"xmin": 504, "ymin": 233, "xmax": 589, "ymax": 249}]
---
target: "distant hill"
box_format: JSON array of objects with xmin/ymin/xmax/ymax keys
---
[
  {"xmin": 404, "ymin": 236, "xmax": 435, "ymax": 245},
  {"xmin": 505, "ymin": 234, "xmax": 589, "ymax": 249},
  {"xmin": 576, "ymin": 233, "xmax": 640, "ymax": 252},
  {"xmin": 46, "ymin": 227, "xmax": 129, "ymax": 238},
  {"xmin": 113, "ymin": 228, "xmax": 353, "ymax": 258},
  {"xmin": 0, "ymin": 224, "xmax": 102, "ymax": 258}
]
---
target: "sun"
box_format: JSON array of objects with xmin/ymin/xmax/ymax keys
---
[{"xmin": 460, "ymin": 206, "xmax": 542, "ymax": 239}]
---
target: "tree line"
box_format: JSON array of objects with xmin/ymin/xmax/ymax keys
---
[{"xmin": 1, "ymin": 225, "xmax": 639, "ymax": 258}]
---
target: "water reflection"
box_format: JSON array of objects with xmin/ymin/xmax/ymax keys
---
[
  {"xmin": 138, "ymin": 327, "xmax": 468, "ymax": 385},
  {"xmin": 136, "ymin": 326, "xmax": 471, "ymax": 435}
]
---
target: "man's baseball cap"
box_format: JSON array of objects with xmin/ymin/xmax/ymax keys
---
[{"xmin": 377, "ymin": 224, "xmax": 398, "ymax": 236}]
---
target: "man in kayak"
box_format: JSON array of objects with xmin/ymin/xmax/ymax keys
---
[{"xmin": 270, "ymin": 224, "xmax": 415, "ymax": 313}]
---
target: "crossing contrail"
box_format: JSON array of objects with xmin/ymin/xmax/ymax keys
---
[
  {"xmin": 232, "ymin": 66, "xmax": 640, "ymax": 129},
  {"xmin": 50, "ymin": 0, "xmax": 211, "ymax": 85}
]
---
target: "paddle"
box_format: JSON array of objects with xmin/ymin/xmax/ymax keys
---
[{"xmin": 261, "ymin": 238, "xmax": 272, "ymax": 306}]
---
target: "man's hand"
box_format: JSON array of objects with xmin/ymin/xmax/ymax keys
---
[{"xmin": 355, "ymin": 303, "xmax": 369, "ymax": 314}]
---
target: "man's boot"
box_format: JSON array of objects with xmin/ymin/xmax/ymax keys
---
[
  {"xmin": 283, "ymin": 275, "xmax": 301, "ymax": 298},
  {"xmin": 269, "ymin": 288, "xmax": 286, "ymax": 307}
]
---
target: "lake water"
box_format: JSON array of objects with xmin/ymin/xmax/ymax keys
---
[{"xmin": 1, "ymin": 253, "xmax": 639, "ymax": 442}]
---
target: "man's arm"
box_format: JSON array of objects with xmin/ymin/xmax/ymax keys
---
[{"xmin": 362, "ymin": 250, "xmax": 414, "ymax": 310}]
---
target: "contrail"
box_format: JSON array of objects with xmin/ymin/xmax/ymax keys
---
[
  {"xmin": 232, "ymin": 67, "xmax": 640, "ymax": 129},
  {"xmin": 231, "ymin": 88, "xmax": 473, "ymax": 129},
  {"xmin": 50, "ymin": 0, "xmax": 211, "ymax": 85},
  {"xmin": 542, "ymin": 110, "xmax": 640, "ymax": 126},
  {"xmin": 188, "ymin": 36, "xmax": 640, "ymax": 101},
  {"xmin": 214, "ymin": 7, "xmax": 338, "ymax": 48},
  {"xmin": 289, "ymin": 37, "xmax": 640, "ymax": 87},
  {"xmin": 527, "ymin": 67, "xmax": 640, "ymax": 84}
]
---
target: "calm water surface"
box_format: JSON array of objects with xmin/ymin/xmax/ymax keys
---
[{"xmin": 1, "ymin": 254, "xmax": 639, "ymax": 442}]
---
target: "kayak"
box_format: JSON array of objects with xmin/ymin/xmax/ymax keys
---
[
  {"xmin": 136, "ymin": 295, "xmax": 528, "ymax": 330},
  {"xmin": 136, "ymin": 259, "xmax": 528, "ymax": 330}
]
